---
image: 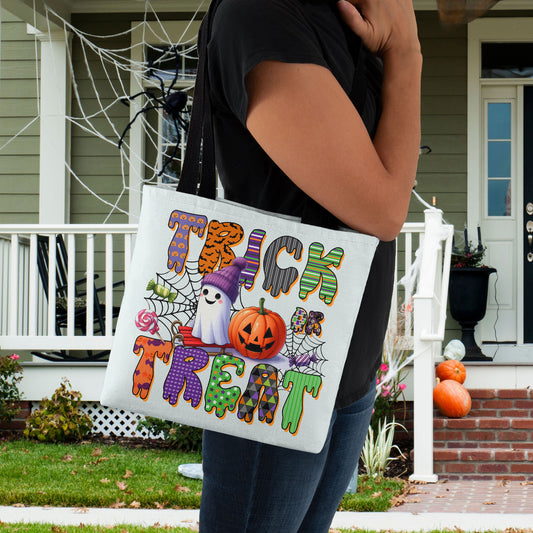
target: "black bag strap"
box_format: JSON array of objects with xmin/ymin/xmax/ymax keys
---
[{"xmin": 177, "ymin": 0, "xmax": 220, "ymax": 199}]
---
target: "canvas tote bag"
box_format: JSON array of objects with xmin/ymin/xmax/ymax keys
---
[{"xmin": 100, "ymin": 0, "xmax": 378, "ymax": 453}]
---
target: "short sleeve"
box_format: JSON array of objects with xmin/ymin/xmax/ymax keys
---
[{"xmin": 207, "ymin": 0, "xmax": 328, "ymax": 125}]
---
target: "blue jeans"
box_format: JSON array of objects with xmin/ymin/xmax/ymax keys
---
[{"xmin": 199, "ymin": 385, "xmax": 375, "ymax": 533}]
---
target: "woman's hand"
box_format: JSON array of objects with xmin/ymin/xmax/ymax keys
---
[{"xmin": 337, "ymin": 0, "xmax": 420, "ymax": 58}]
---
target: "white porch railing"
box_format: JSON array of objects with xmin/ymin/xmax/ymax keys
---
[
  {"xmin": 409, "ymin": 209, "xmax": 454, "ymax": 482},
  {"xmin": 0, "ymin": 212, "xmax": 453, "ymax": 477},
  {"xmin": 0, "ymin": 225, "xmax": 137, "ymax": 352}
]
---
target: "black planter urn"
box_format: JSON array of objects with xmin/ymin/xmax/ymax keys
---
[{"xmin": 448, "ymin": 266, "xmax": 497, "ymax": 362}]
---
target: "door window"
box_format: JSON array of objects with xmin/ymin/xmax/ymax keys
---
[{"xmin": 486, "ymin": 101, "xmax": 513, "ymax": 217}]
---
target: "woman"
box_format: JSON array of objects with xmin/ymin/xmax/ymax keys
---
[{"xmin": 199, "ymin": 0, "xmax": 421, "ymax": 531}]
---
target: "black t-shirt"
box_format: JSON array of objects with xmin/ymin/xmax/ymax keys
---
[{"xmin": 207, "ymin": 0, "xmax": 395, "ymax": 409}]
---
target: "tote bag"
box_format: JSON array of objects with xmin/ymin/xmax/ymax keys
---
[{"xmin": 100, "ymin": 1, "xmax": 378, "ymax": 453}]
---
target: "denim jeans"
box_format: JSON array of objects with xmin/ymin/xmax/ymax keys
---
[{"xmin": 199, "ymin": 384, "xmax": 375, "ymax": 533}]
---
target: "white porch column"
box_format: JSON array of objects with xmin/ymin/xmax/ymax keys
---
[
  {"xmin": 38, "ymin": 30, "xmax": 71, "ymax": 224},
  {"xmin": 409, "ymin": 209, "xmax": 443, "ymax": 483}
]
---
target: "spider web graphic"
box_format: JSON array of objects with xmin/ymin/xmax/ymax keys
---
[
  {"xmin": 279, "ymin": 325, "xmax": 327, "ymax": 381},
  {"xmin": 144, "ymin": 261, "xmax": 204, "ymax": 338}
]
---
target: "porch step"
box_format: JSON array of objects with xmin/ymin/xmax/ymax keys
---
[
  {"xmin": 434, "ymin": 416, "xmax": 533, "ymax": 449},
  {"xmin": 433, "ymin": 447, "xmax": 533, "ymax": 481},
  {"xmin": 431, "ymin": 388, "xmax": 533, "ymax": 480}
]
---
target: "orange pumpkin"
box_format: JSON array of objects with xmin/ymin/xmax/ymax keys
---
[
  {"xmin": 229, "ymin": 298, "xmax": 286, "ymax": 359},
  {"xmin": 433, "ymin": 379, "xmax": 471, "ymax": 418},
  {"xmin": 436, "ymin": 360, "xmax": 466, "ymax": 384}
]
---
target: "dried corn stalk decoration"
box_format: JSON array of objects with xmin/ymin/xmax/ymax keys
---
[{"xmin": 437, "ymin": 0, "xmax": 502, "ymax": 24}]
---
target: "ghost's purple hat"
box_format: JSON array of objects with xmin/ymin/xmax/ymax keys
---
[{"xmin": 201, "ymin": 257, "xmax": 247, "ymax": 303}]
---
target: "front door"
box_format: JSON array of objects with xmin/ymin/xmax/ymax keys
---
[
  {"xmin": 469, "ymin": 19, "xmax": 533, "ymax": 356},
  {"xmin": 480, "ymin": 86, "xmax": 519, "ymax": 345}
]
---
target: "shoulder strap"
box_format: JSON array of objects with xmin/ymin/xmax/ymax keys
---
[{"xmin": 177, "ymin": 0, "xmax": 220, "ymax": 198}]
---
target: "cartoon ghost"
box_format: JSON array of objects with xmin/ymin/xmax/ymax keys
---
[{"xmin": 191, "ymin": 257, "xmax": 247, "ymax": 346}]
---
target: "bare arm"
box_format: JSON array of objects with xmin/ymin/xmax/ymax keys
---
[{"xmin": 245, "ymin": 0, "xmax": 422, "ymax": 241}]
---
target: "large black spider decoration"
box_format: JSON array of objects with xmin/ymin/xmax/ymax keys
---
[{"xmin": 118, "ymin": 46, "xmax": 190, "ymax": 177}]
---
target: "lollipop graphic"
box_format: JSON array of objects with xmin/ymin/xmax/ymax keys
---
[{"xmin": 135, "ymin": 309, "xmax": 164, "ymax": 341}]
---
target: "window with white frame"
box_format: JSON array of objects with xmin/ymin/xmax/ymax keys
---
[
  {"xmin": 144, "ymin": 43, "xmax": 197, "ymax": 187},
  {"xmin": 128, "ymin": 21, "xmax": 201, "ymax": 216},
  {"xmin": 485, "ymin": 101, "xmax": 513, "ymax": 217}
]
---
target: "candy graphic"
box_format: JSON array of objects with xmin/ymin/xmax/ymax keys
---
[
  {"xmin": 289, "ymin": 352, "xmax": 318, "ymax": 368},
  {"xmin": 135, "ymin": 309, "xmax": 160, "ymax": 335},
  {"xmin": 147, "ymin": 279, "xmax": 177, "ymax": 303}
]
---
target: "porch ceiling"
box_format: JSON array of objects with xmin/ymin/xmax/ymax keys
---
[{"xmin": 2, "ymin": 0, "xmax": 532, "ymax": 31}]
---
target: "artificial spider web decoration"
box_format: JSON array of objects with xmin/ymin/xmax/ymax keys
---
[{"xmin": 118, "ymin": 46, "xmax": 191, "ymax": 178}]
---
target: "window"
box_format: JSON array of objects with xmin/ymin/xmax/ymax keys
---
[
  {"xmin": 486, "ymin": 102, "xmax": 512, "ymax": 217},
  {"xmin": 482, "ymin": 43, "xmax": 533, "ymax": 78},
  {"xmin": 144, "ymin": 45, "xmax": 197, "ymax": 187}
]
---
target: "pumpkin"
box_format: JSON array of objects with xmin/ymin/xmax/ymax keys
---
[
  {"xmin": 433, "ymin": 379, "xmax": 471, "ymax": 418},
  {"xmin": 229, "ymin": 298, "xmax": 286, "ymax": 359},
  {"xmin": 436, "ymin": 360, "xmax": 466, "ymax": 384}
]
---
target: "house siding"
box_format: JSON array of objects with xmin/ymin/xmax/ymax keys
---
[
  {"xmin": 0, "ymin": 9, "xmax": 40, "ymax": 224},
  {"xmin": 69, "ymin": 14, "xmax": 132, "ymax": 225}
]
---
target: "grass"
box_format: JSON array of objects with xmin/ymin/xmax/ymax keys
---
[
  {"xmin": 0, "ymin": 439, "xmax": 405, "ymax": 512},
  {"xmin": 0, "ymin": 439, "xmax": 202, "ymax": 509},
  {"xmin": 0, "ymin": 527, "xmax": 532, "ymax": 533},
  {"xmin": 340, "ymin": 476, "xmax": 405, "ymax": 512},
  {"xmin": 0, "ymin": 526, "xmax": 197, "ymax": 533}
]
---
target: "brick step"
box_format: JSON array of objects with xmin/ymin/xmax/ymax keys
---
[
  {"xmin": 466, "ymin": 388, "xmax": 533, "ymax": 417},
  {"xmin": 433, "ymin": 447, "xmax": 533, "ymax": 481},
  {"xmin": 434, "ymin": 416, "xmax": 533, "ymax": 448}
]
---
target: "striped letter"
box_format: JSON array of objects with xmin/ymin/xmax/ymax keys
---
[
  {"xmin": 262, "ymin": 236, "xmax": 303, "ymax": 297},
  {"xmin": 299, "ymin": 243, "xmax": 344, "ymax": 305},
  {"xmin": 240, "ymin": 229, "xmax": 266, "ymax": 290}
]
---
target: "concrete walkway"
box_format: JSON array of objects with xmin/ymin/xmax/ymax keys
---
[
  {"xmin": 1, "ymin": 480, "xmax": 533, "ymax": 531},
  {"xmin": 1, "ymin": 506, "xmax": 533, "ymax": 531}
]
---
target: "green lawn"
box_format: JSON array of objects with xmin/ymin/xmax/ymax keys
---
[
  {"xmin": 0, "ymin": 439, "xmax": 202, "ymax": 509},
  {"xmin": 0, "ymin": 439, "xmax": 404, "ymax": 512}
]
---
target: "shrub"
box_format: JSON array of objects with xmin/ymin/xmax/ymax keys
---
[
  {"xmin": 0, "ymin": 353, "xmax": 23, "ymax": 425},
  {"xmin": 360, "ymin": 417, "xmax": 406, "ymax": 478},
  {"xmin": 137, "ymin": 417, "xmax": 203, "ymax": 452},
  {"xmin": 24, "ymin": 379, "xmax": 92, "ymax": 442}
]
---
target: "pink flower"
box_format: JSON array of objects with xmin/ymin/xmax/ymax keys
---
[
  {"xmin": 380, "ymin": 363, "xmax": 388, "ymax": 372},
  {"xmin": 10, "ymin": 354, "xmax": 19, "ymax": 360},
  {"xmin": 381, "ymin": 389, "xmax": 390, "ymax": 398},
  {"xmin": 376, "ymin": 377, "xmax": 380, "ymax": 384},
  {"xmin": 399, "ymin": 383, "xmax": 407, "ymax": 391}
]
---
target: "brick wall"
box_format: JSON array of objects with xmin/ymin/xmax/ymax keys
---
[
  {"xmin": 433, "ymin": 389, "xmax": 533, "ymax": 480},
  {"xmin": 0, "ymin": 401, "xmax": 32, "ymax": 433}
]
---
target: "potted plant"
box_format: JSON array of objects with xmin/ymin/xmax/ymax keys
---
[{"xmin": 448, "ymin": 227, "xmax": 496, "ymax": 362}]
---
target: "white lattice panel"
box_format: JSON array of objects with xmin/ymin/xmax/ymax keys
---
[
  {"xmin": 31, "ymin": 401, "xmax": 152, "ymax": 438},
  {"xmin": 80, "ymin": 402, "xmax": 151, "ymax": 437}
]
